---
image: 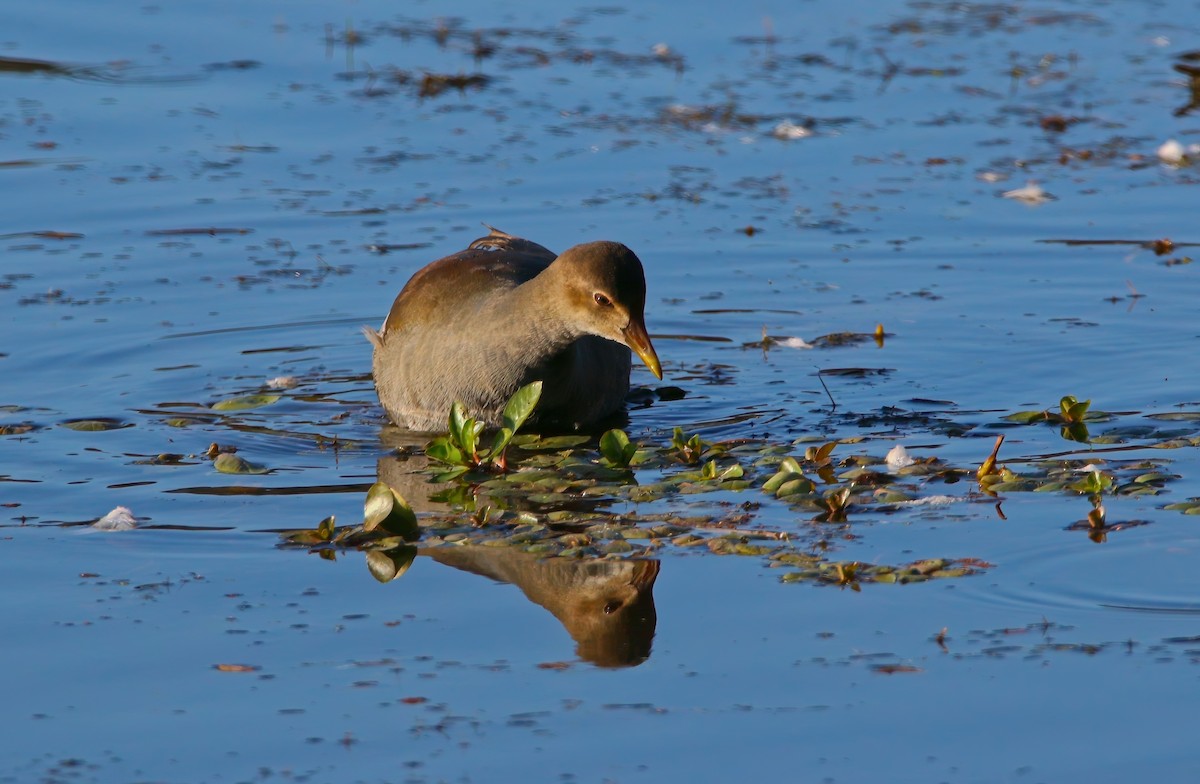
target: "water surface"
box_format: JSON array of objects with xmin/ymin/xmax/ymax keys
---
[{"xmin": 4, "ymin": 1, "xmax": 1200, "ymax": 781}]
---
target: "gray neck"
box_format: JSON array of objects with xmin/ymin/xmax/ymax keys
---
[{"xmin": 491, "ymin": 265, "xmax": 581, "ymax": 356}]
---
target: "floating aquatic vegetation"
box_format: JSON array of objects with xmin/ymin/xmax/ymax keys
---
[
  {"xmin": 278, "ymin": 476, "xmax": 988, "ymax": 588},
  {"xmin": 417, "ymin": 72, "xmax": 490, "ymax": 98},
  {"xmin": 59, "ymin": 417, "xmax": 132, "ymax": 432},
  {"xmin": 667, "ymin": 426, "xmax": 708, "ymax": 465},
  {"xmin": 362, "ymin": 482, "xmax": 419, "ymax": 538},
  {"xmin": 778, "ymin": 556, "xmax": 986, "ymax": 588},
  {"xmin": 146, "ymin": 358, "xmax": 1186, "ymax": 582},
  {"xmin": 599, "ymin": 429, "xmax": 638, "ymax": 469},
  {"xmin": 426, "ymin": 381, "xmax": 542, "ymax": 477},
  {"xmin": 211, "ymin": 393, "xmax": 281, "ymax": 411},
  {"xmin": 1005, "ymin": 395, "xmax": 1108, "ymax": 443},
  {"xmin": 275, "ymin": 386, "xmax": 1193, "ymax": 576},
  {"xmin": 213, "ymin": 452, "xmax": 269, "ymax": 475}
]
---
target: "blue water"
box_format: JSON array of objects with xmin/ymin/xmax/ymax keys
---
[{"xmin": 4, "ymin": 0, "xmax": 1200, "ymax": 781}]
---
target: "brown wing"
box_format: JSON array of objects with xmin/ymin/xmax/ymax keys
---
[{"xmin": 381, "ymin": 229, "xmax": 557, "ymax": 337}]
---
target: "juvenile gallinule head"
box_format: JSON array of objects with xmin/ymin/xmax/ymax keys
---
[{"xmin": 366, "ymin": 227, "xmax": 661, "ymax": 431}]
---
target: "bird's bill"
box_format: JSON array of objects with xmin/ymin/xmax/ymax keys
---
[{"xmin": 623, "ymin": 319, "xmax": 662, "ymax": 380}]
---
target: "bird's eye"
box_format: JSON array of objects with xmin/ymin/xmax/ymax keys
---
[
  {"xmin": 603, "ymin": 601, "xmax": 620, "ymax": 614},
  {"xmin": 594, "ymin": 292, "xmax": 613, "ymax": 308}
]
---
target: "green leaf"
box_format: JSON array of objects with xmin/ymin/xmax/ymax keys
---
[
  {"xmin": 425, "ymin": 437, "xmax": 465, "ymax": 466},
  {"xmin": 449, "ymin": 400, "xmax": 468, "ymax": 443},
  {"xmin": 719, "ymin": 463, "xmax": 745, "ymax": 481},
  {"xmin": 211, "ymin": 394, "xmax": 281, "ymax": 411},
  {"xmin": 776, "ymin": 476, "xmax": 815, "ymax": 497},
  {"xmin": 448, "ymin": 401, "xmax": 482, "ymax": 458},
  {"xmin": 1071, "ymin": 470, "xmax": 1112, "ymax": 495},
  {"xmin": 489, "ymin": 426, "xmax": 514, "ymax": 458},
  {"xmin": 362, "ymin": 481, "xmax": 419, "ymax": 538},
  {"xmin": 502, "ymin": 381, "xmax": 543, "ymax": 434},
  {"xmin": 461, "ymin": 417, "xmax": 483, "ymax": 459},
  {"xmin": 763, "ymin": 469, "xmax": 805, "ymax": 493},
  {"xmin": 490, "ymin": 381, "xmax": 543, "ymax": 460},
  {"xmin": 778, "ymin": 456, "xmax": 804, "ymax": 475},
  {"xmin": 316, "ymin": 515, "xmax": 337, "ymax": 541},
  {"xmin": 1004, "ymin": 410, "xmax": 1048, "ymax": 424},
  {"xmin": 1062, "ymin": 396, "xmax": 1091, "ymax": 423},
  {"xmin": 669, "ymin": 427, "xmax": 707, "ymax": 464},
  {"xmin": 600, "ymin": 429, "xmax": 637, "ymax": 468}
]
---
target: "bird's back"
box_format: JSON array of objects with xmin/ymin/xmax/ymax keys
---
[{"xmin": 380, "ymin": 231, "xmax": 556, "ymax": 337}]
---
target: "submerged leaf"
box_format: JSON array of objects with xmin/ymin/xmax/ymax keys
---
[
  {"xmin": 213, "ymin": 452, "xmax": 269, "ymax": 474},
  {"xmin": 211, "ymin": 394, "xmax": 281, "ymax": 411},
  {"xmin": 61, "ymin": 418, "xmax": 130, "ymax": 431},
  {"xmin": 518, "ymin": 435, "xmax": 590, "ymax": 450}
]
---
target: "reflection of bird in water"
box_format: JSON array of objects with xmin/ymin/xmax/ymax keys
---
[
  {"xmin": 371, "ymin": 418, "xmax": 657, "ymax": 667},
  {"xmin": 424, "ymin": 546, "xmax": 660, "ymax": 668},
  {"xmin": 375, "ymin": 453, "xmax": 614, "ymax": 516},
  {"xmin": 1174, "ymin": 53, "xmax": 1200, "ymax": 117}
]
